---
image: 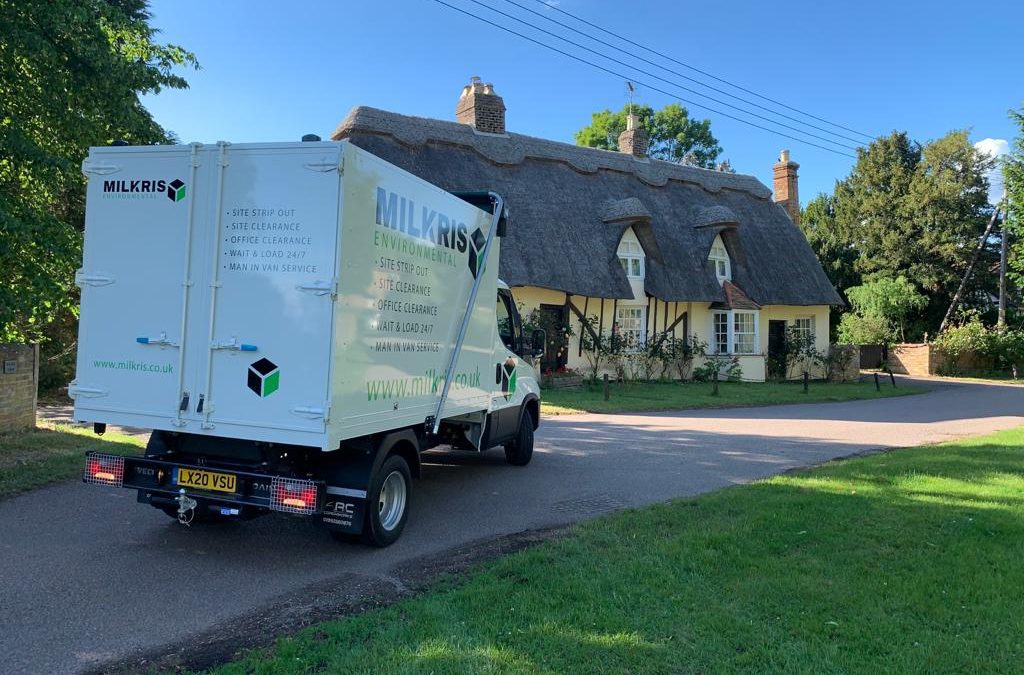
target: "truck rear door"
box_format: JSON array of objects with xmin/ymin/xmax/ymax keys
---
[
  {"xmin": 192, "ymin": 143, "xmax": 342, "ymax": 442},
  {"xmin": 73, "ymin": 146, "xmax": 203, "ymax": 425}
]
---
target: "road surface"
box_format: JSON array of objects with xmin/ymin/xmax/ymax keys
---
[{"xmin": 2, "ymin": 378, "xmax": 1022, "ymax": 673}]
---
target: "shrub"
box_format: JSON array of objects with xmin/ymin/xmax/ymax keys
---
[
  {"xmin": 693, "ymin": 356, "xmax": 742, "ymax": 382},
  {"xmin": 932, "ymin": 314, "xmax": 991, "ymax": 375}
]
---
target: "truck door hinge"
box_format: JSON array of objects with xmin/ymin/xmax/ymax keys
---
[
  {"xmin": 81, "ymin": 159, "xmax": 120, "ymax": 176},
  {"xmin": 290, "ymin": 405, "xmax": 326, "ymax": 420},
  {"xmin": 296, "ymin": 279, "xmax": 337, "ymax": 297},
  {"xmin": 68, "ymin": 383, "xmax": 109, "ymax": 399},
  {"xmin": 75, "ymin": 270, "xmax": 115, "ymax": 287},
  {"xmin": 303, "ymin": 159, "xmax": 341, "ymax": 173}
]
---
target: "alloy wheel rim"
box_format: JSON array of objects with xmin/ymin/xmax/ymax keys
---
[{"xmin": 378, "ymin": 471, "xmax": 407, "ymax": 531}]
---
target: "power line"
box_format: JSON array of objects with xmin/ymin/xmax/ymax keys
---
[
  {"xmin": 435, "ymin": 0, "xmax": 858, "ymax": 157},
  {"xmin": 466, "ymin": 0, "xmax": 857, "ymax": 151},
  {"xmin": 500, "ymin": 0, "xmax": 867, "ymax": 146},
  {"xmin": 529, "ymin": 0, "xmax": 875, "ymax": 142}
]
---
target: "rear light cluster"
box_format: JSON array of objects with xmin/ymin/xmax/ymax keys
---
[
  {"xmin": 84, "ymin": 453, "xmax": 125, "ymax": 487},
  {"xmin": 270, "ymin": 477, "xmax": 318, "ymax": 515}
]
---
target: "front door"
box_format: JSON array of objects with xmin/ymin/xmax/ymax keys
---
[
  {"xmin": 767, "ymin": 320, "xmax": 787, "ymax": 379},
  {"xmin": 538, "ymin": 304, "xmax": 568, "ymax": 372}
]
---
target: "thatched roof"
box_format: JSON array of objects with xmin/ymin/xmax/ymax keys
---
[{"xmin": 332, "ymin": 107, "xmax": 842, "ymax": 306}]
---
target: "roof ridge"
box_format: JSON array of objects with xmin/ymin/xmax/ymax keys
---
[{"xmin": 333, "ymin": 106, "xmax": 772, "ymax": 199}]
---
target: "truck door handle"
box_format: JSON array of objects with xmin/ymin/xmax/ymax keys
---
[
  {"xmin": 137, "ymin": 333, "xmax": 179, "ymax": 347},
  {"xmin": 210, "ymin": 339, "xmax": 258, "ymax": 352},
  {"xmin": 179, "ymin": 392, "xmax": 190, "ymax": 412}
]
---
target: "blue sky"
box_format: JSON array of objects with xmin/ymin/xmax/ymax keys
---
[{"xmin": 141, "ymin": 0, "xmax": 1022, "ymax": 205}]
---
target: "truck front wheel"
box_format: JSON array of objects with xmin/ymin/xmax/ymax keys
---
[
  {"xmin": 504, "ymin": 415, "xmax": 534, "ymax": 466},
  {"xmin": 361, "ymin": 454, "xmax": 411, "ymax": 547}
]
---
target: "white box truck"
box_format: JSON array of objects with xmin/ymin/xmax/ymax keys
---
[{"xmin": 74, "ymin": 139, "xmax": 543, "ymax": 546}]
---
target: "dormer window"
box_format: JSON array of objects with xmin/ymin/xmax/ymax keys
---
[
  {"xmin": 618, "ymin": 238, "xmax": 645, "ymax": 280},
  {"xmin": 708, "ymin": 235, "xmax": 731, "ymax": 284}
]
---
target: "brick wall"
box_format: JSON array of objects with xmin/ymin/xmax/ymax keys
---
[
  {"xmin": 889, "ymin": 343, "xmax": 933, "ymax": 376},
  {"xmin": 0, "ymin": 344, "xmax": 38, "ymax": 432},
  {"xmin": 827, "ymin": 345, "xmax": 861, "ymax": 382}
]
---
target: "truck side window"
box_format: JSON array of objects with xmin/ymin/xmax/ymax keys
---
[{"xmin": 496, "ymin": 290, "xmax": 519, "ymax": 353}]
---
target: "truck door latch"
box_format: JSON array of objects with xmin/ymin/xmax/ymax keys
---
[
  {"xmin": 196, "ymin": 394, "xmax": 205, "ymax": 414},
  {"xmin": 179, "ymin": 392, "xmax": 190, "ymax": 412}
]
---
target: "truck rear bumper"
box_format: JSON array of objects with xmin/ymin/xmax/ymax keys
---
[{"xmin": 83, "ymin": 451, "xmax": 326, "ymax": 516}]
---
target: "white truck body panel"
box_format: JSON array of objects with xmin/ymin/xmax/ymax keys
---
[{"xmin": 73, "ymin": 141, "xmax": 528, "ymax": 450}]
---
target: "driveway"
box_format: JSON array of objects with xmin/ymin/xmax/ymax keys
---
[{"xmin": 3, "ymin": 378, "xmax": 1022, "ymax": 674}]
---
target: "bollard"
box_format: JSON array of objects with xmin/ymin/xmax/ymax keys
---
[
  {"xmin": 711, "ymin": 374, "xmax": 719, "ymax": 397},
  {"xmin": 889, "ymin": 371, "xmax": 896, "ymax": 389},
  {"xmin": 873, "ymin": 373, "xmax": 880, "ymax": 391},
  {"xmin": 803, "ymin": 371, "xmax": 809, "ymax": 394},
  {"xmin": 603, "ymin": 373, "xmax": 609, "ymax": 401}
]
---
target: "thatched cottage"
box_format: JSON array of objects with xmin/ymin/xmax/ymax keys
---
[{"xmin": 333, "ymin": 79, "xmax": 842, "ymax": 381}]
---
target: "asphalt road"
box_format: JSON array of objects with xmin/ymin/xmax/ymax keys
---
[{"xmin": 3, "ymin": 378, "xmax": 1023, "ymax": 674}]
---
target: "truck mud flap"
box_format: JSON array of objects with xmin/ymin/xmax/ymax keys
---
[{"xmin": 321, "ymin": 487, "xmax": 367, "ymax": 534}]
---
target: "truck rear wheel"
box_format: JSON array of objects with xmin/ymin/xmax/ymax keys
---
[
  {"xmin": 504, "ymin": 415, "xmax": 534, "ymax": 466},
  {"xmin": 361, "ymin": 454, "xmax": 411, "ymax": 547}
]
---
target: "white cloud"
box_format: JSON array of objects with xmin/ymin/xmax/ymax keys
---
[
  {"xmin": 974, "ymin": 138, "xmax": 1009, "ymax": 204},
  {"xmin": 975, "ymin": 137, "xmax": 1009, "ymax": 159}
]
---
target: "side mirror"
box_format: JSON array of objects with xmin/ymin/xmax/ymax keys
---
[{"xmin": 531, "ymin": 329, "xmax": 546, "ymax": 358}]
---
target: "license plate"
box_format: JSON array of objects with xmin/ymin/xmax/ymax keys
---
[{"xmin": 175, "ymin": 467, "xmax": 237, "ymax": 493}]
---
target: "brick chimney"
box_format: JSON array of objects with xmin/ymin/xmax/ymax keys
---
[
  {"xmin": 455, "ymin": 76, "xmax": 506, "ymax": 134},
  {"xmin": 772, "ymin": 149, "xmax": 800, "ymax": 224},
  {"xmin": 617, "ymin": 113, "xmax": 648, "ymax": 158}
]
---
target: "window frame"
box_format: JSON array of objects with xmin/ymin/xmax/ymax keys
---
[
  {"xmin": 615, "ymin": 305, "xmax": 647, "ymax": 349},
  {"xmin": 708, "ymin": 237, "xmax": 731, "ymax": 284},
  {"xmin": 617, "ymin": 240, "xmax": 645, "ymax": 280},
  {"xmin": 711, "ymin": 309, "xmax": 760, "ymax": 355},
  {"xmin": 792, "ymin": 316, "xmax": 815, "ymax": 343},
  {"xmin": 496, "ymin": 289, "xmax": 522, "ymax": 356}
]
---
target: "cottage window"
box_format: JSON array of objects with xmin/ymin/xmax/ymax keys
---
[
  {"xmin": 708, "ymin": 236, "xmax": 731, "ymax": 283},
  {"xmin": 793, "ymin": 316, "xmax": 815, "ymax": 342},
  {"xmin": 712, "ymin": 309, "xmax": 759, "ymax": 355},
  {"xmin": 733, "ymin": 311, "xmax": 757, "ymax": 354},
  {"xmin": 618, "ymin": 240, "xmax": 645, "ymax": 280},
  {"xmin": 616, "ymin": 306, "xmax": 646, "ymax": 348},
  {"xmin": 713, "ymin": 312, "xmax": 729, "ymax": 354}
]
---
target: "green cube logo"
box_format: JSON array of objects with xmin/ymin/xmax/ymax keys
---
[
  {"xmin": 467, "ymin": 227, "xmax": 486, "ymax": 279},
  {"xmin": 247, "ymin": 358, "xmax": 279, "ymax": 397},
  {"xmin": 167, "ymin": 178, "xmax": 186, "ymax": 202},
  {"xmin": 500, "ymin": 358, "xmax": 517, "ymax": 400}
]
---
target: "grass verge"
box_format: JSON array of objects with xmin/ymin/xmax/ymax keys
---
[
  {"xmin": 541, "ymin": 380, "xmax": 923, "ymax": 415},
  {"xmin": 0, "ymin": 422, "xmax": 144, "ymax": 500},
  {"xmin": 214, "ymin": 427, "xmax": 1024, "ymax": 674}
]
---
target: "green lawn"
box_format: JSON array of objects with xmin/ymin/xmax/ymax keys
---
[
  {"xmin": 0, "ymin": 422, "xmax": 143, "ymax": 499},
  {"xmin": 541, "ymin": 380, "xmax": 923, "ymax": 415},
  {"xmin": 214, "ymin": 427, "xmax": 1024, "ymax": 674}
]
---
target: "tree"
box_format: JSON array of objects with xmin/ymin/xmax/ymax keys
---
[
  {"xmin": 801, "ymin": 131, "xmax": 995, "ymax": 339},
  {"xmin": 843, "ymin": 276, "xmax": 927, "ymax": 342},
  {"xmin": 0, "ymin": 0, "xmax": 197, "ymax": 376},
  {"xmin": 574, "ymin": 103, "xmax": 723, "ymax": 168},
  {"xmin": 1005, "ymin": 105, "xmax": 1024, "ymax": 289}
]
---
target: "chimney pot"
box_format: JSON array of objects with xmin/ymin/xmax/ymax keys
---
[
  {"xmin": 773, "ymin": 149, "xmax": 800, "ymax": 224},
  {"xmin": 455, "ymin": 77, "xmax": 506, "ymax": 135}
]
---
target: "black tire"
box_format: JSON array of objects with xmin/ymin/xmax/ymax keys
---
[
  {"xmin": 504, "ymin": 414, "xmax": 534, "ymax": 466},
  {"xmin": 361, "ymin": 455, "xmax": 411, "ymax": 547}
]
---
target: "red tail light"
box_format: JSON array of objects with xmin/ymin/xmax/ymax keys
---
[
  {"xmin": 269, "ymin": 477, "xmax": 318, "ymax": 515},
  {"xmin": 84, "ymin": 453, "xmax": 124, "ymax": 487}
]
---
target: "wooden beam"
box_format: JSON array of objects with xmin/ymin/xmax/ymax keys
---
[
  {"xmin": 652, "ymin": 310, "xmax": 688, "ymax": 349},
  {"xmin": 652, "ymin": 297, "xmax": 659, "ymax": 343},
  {"xmin": 567, "ymin": 295, "xmax": 599, "ymax": 346}
]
